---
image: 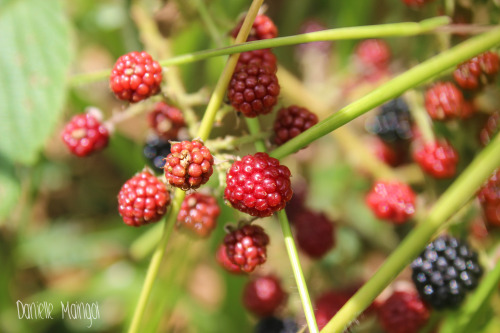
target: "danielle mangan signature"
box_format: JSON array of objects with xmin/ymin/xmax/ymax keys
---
[{"xmin": 16, "ymin": 300, "xmax": 100, "ymax": 328}]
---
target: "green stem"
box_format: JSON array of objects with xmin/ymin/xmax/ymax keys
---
[
  {"xmin": 127, "ymin": 1, "xmax": 264, "ymax": 331},
  {"xmin": 69, "ymin": 17, "xmax": 450, "ymax": 86},
  {"xmin": 244, "ymin": 118, "xmax": 267, "ymax": 152},
  {"xmin": 196, "ymin": 0, "xmax": 264, "ymax": 141},
  {"xmin": 278, "ymin": 210, "xmax": 319, "ymax": 333},
  {"xmin": 191, "ymin": 0, "xmax": 224, "ymax": 47},
  {"xmin": 271, "ymin": 27, "xmax": 500, "ymax": 160},
  {"xmin": 245, "ymin": 117, "xmax": 318, "ymax": 333},
  {"xmin": 127, "ymin": 189, "xmax": 185, "ymax": 333},
  {"xmin": 205, "ymin": 131, "xmax": 270, "ymax": 152},
  {"xmin": 320, "ymin": 133, "xmax": 500, "ymax": 333}
]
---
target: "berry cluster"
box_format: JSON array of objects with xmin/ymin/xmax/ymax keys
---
[
  {"xmin": 413, "ymin": 140, "xmax": 459, "ymax": 179},
  {"xmin": 273, "ymin": 105, "xmax": 318, "ymax": 146},
  {"xmin": 366, "ymin": 180, "xmax": 416, "ymax": 224},
  {"xmin": 377, "ymin": 290, "xmax": 430, "ymax": 333},
  {"xmin": 163, "ymin": 140, "xmax": 214, "ymax": 190},
  {"xmin": 147, "ymin": 102, "xmax": 186, "ymax": 140},
  {"xmin": 117, "ymin": 170, "xmax": 171, "ymax": 227},
  {"xmin": 453, "ymin": 51, "xmax": 500, "ymax": 91},
  {"xmin": 411, "ymin": 235, "xmax": 482, "ymax": 309},
  {"xmin": 424, "ymin": 82, "xmax": 465, "ymax": 121},
  {"xmin": 109, "ymin": 51, "xmax": 163, "ymax": 103},
  {"xmin": 242, "ymin": 275, "xmax": 287, "ymax": 317},
  {"xmin": 61, "ymin": 111, "xmax": 109, "ymax": 157},
  {"xmin": 223, "ymin": 224, "xmax": 270, "ymax": 273},
  {"xmin": 368, "ymin": 98, "xmax": 413, "ymax": 143},
  {"xmin": 231, "ymin": 14, "xmax": 278, "ymax": 41},
  {"xmin": 224, "ymin": 153, "xmax": 293, "ymax": 217},
  {"xmin": 176, "ymin": 193, "xmax": 220, "ymax": 237},
  {"xmin": 294, "ymin": 210, "xmax": 335, "ymax": 258}
]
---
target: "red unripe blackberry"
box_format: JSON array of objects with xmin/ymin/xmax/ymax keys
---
[
  {"xmin": 235, "ymin": 49, "xmax": 278, "ymax": 73},
  {"xmin": 377, "ymin": 290, "xmax": 430, "ymax": 333},
  {"xmin": 273, "ymin": 105, "xmax": 318, "ymax": 146},
  {"xmin": 224, "ymin": 224, "xmax": 270, "ymax": 273},
  {"xmin": 231, "ymin": 14, "xmax": 278, "ymax": 41},
  {"xmin": 453, "ymin": 51, "xmax": 500, "ymax": 90},
  {"xmin": 294, "ymin": 210, "xmax": 335, "ymax": 258},
  {"xmin": 477, "ymin": 169, "xmax": 500, "ymax": 227},
  {"xmin": 314, "ymin": 289, "xmax": 354, "ymax": 330},
  {"xmin": 117, "ymin": 170, "xmax": 170, "ymax": 227},
  {"xmin": 413, "ymin": 140, "xmax": 459, "ymax": 179},
  {"xmin": 479, "ymin": 112, "xmax": 500, "ymax": 146},
  {"xmin": 147, "ymin": 102, "xmax": 185, "ymax": 140},
  {"xmin": 110, "ymin": 51, "xmax": 162, "ymax": 103},
  {"xmin": 366, "ymin": 181, "xmax": 416, "ymax": 224},
  {"xmin": 227, "ymin": 64, "xmax": 280, "ymax": 118},
  {"xmin": 61, "ymin": 112, "xmax": 109, "ymax": 157},
  {"xmin": 163, "ymin": 140, "xmax": 214, "ymax": 190},
  {"xmin": 424, "ymin": 82, "xmax": 465, "ymax": 120},
  {"xmin": 176, "ymin": 193, "xmax": 220, "ymax": 237},
  {"xmin": 355, "ymin": 39, "xmax": 391, "ymax": 70},
  {"xmin": 242, "ymin": 275, "xmax": 287, "ymax": 317},
  {"xmin": 369, "ymin": 137, "xmax": 404, "ymax": 167},
  {"xmin": 224, "ymin": 152, "xmax": 293, "ymax": 217},
  {"xmin": 216, "ymin": 244, "xmax": 244, "ymax": 275}
]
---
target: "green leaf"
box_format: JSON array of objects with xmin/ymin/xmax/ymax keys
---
[
  {"xmin": 0, "ymin": 0, "xmax": 72, "ymax": 165},
  {"xmin": 0, "ymin": 155, "xmax": 20, "ymax": 223}
]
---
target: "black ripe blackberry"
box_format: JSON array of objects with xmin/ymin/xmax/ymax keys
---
[
  {"xmin": 143, "ymin": 137, "xmax": 172, "ymax": 172},
  {"xmin": 254, "ymin": 317, "xmax": 298, "ymax": 333},
  {"xmin": 411, "ymin": 235, "xmax": 482, "ymax": 310},
  {"xmin": 367, "ymin": 98, "xmax": 413, "ymax": 142}
]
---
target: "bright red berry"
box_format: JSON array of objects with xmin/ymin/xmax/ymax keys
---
[
  {"xmin": 117, "ymin": 170, "xmax": 170, "ymax": 227},
  {"xmin": 413, "ymin": 140, "xmax": 459, "ymax": 179},
  {"xmin": 242, "ymin": 275, "xmax": 287, "ymax": 317},
  {"xmin": 477, "ymin": 169, "xmax": 500, "ymax": 227},
  {"xmin": 164, "ymin": 140, "xmax": 214, "ymax": 191},
  {"xmin": 176, "ymin": 193, "xmax": 220, "ymax": 237},
  {"xmin": 231, "ymin": 14, "xmax": 278, "ymax": 41},
  {"xmin": 148, "ymin": 102, "xmax": 185, "ymax": 140},
  {"xmin": 224, "ymin": 224, "xmax": 270, "ymax": 273},
  {"xmin": 479, "ymin": 112, "xmax": 499, "ymax": 146},
  {"xmin": 216, "ymin": 244, "xmax": 244, "ymax": 275},
  {"xmin": 424, "ymin": 82, "xmax": 464, "ymax": 120},
  {"xmin": 355, "ymin": 39, "xmax": 391, "ymax": 70},
  {"xmin": 294, "ymin": 210, "xmax": 335, "ymax": 258},
  {"xmin": 366, "ymin": 181, "xmax": 416, "ymax": 224},
  {"xmin": 228, "ymin": 64, "xmax": 280, "ymax": 118},
  {"xmin": 377, "ymin": 290, "xmax": 430, "ymax": 333},
  {"xmin": 235, "ymin": 49, "xmax": 278, "ymax": 73},
  {"xmin": 61, "ymin": 112, "xmax": 109, "ymax": 157},
  {"xmin": 110, "ymin": 51, "xmax": 162, "ymax": 103},
  {"xmin": 454, "ymin": 51, "xmax": 500, "ymax": 90},
  {"xmin": 273, "ymin": 105, "xmax": 318, "ymax": 146},
  {"xmin": 224, "ymin": 152, "xmax": 293, "ymax": 217}
]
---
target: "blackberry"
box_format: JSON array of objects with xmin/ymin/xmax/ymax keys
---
[
  {"xmin": 413, "ymin": 140, "xmax": 459, "ymax": 179},
  {"xmin": 479, "ymin": 112, "xmax": 500, "ymax": 147},
  {"xmin": 366, "ymin": 98, "xmax": 413, "ymax": 143},
  {"xmin": 377, "ymin": 290, "xmax": 430, "ymax": 333},
  {"xmin": 411, "ymin": 235, "xmax": 482, "ymax": 309},
  {"xmin": 355, "ymin": 39, "xmax": 391, "ymax": 70},
  {"xmin": 231, "ymin": 14, "xmax": 278, "ymax": 41},
  {"xmin": 61, "ymin": 111, "xmax": 110, "ymax": 157},
  {"xmin": 294, "ymin": 210, "xmax": 335, "ymax": 259},
  {"xmin": 143, "ymin": 137, "xmax": 172, "ymax": 171},
  {"xmin": 147, "ymin": 102, "xmax": 186, "ymax": 140},
  {"xmin": 243, "ymin": 275, "xmax": 287, "ymax": 317},
  {"xmin": 424, "ymin": 82, "xmax": 464, "ymax": 121},
  {"xmin": 365, "ymin": 180, "xmax": 416, "ymax": 225},
  {"xmin": 477, "ymin": 169, "xmax": 500, "ymax": 227},
  {"xmin": 254, "ymin": 317, "xmax": 298, "ymax": 333},
  {"xmin": 273, "ymin": 105, "xmax": 318, "ymax": 146},
  {"xmin": 224, "ymin": 224, "xmax": 270, "ymax": 273}
]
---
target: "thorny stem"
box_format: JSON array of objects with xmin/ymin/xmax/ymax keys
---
[
  {"xmin": 320, "ymin": 132, "xmax": 500, "ymax": 333},
  {"xmin": 270, "ymin": 27, "xmax": 500, "ymax": 160},
  {"xmin": 70, "ymin": 17, "xmax": 450, "ymax": 86},
  {"xmin": 245, "ymin": 117, "xmax": 319, "ymax": 333},
  {"xmin": 127, "ymin": 1, "xmax": 264, "ymax": 332}
]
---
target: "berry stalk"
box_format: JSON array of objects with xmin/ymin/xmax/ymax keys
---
[
  {"xmin": 70, "ymin": 17, "xmax": 450, "ymax": 86},
  {"xmin": 320, "ymin": 131, "xmax": 500, "ymax": 333},
  {"xmin": 245, "ymin": 117, "xmax": 319, "ymax": 333},
  {"xmin": 270, "ymin": 27, "xmax": 500, "ymax": 160},
  {"xmin": 127, "ymin": 1, "xmax": 264, "ymax": 331},
  {"xmin": 127, "ymin": 190, "xmax": 185, "ymax": 333}
]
